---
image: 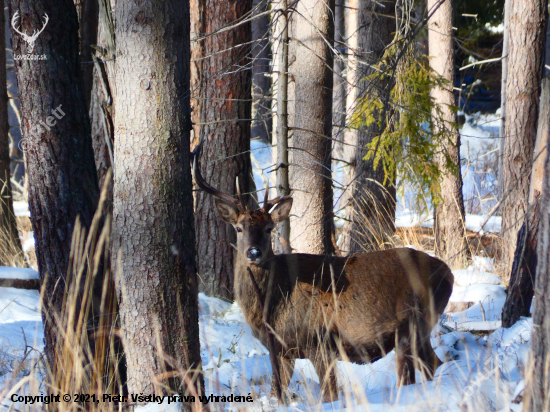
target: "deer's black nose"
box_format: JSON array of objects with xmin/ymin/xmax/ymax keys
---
[{"xmin": 247, "ymin": 247, "xmax": 262, "ymax": 261}]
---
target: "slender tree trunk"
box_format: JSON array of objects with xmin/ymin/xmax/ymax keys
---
[
  {"xmin": 428, "ymin": 0, "xmax": 470, "ymax": 269},
  {"xmin": 523, "ymin": 83, "xmax": 550, "ymax": 412},
  {"xmin": 502, "ymin": 12, "xmax": 548, "ymax": 328},
  {"xmin": 500, "ymin": 0, "xmax": 546, "ymax": 275},
  {"xmin": 332, "ymin": 0, "xmax": 346, "ymax": 160},
  {"xmin": 251, "ymin": 0, "xmax": 272, "ymax": 143},
  {"xmin": 114, "ymin": 0, "xmax": 203, "ymax": 398},
  {"xmin": 0, "ymin": 0, "xmax": 23, "ymax": 267},
  {"xmin": 340, "ymin": 0, "xmax": 397, "ymax": 254},
  {"xmin": 498, "ymin": 0, "xmax": 510, "ymax": 199},
  {"xmin": 7, "ymin": 0, "xmax": 99, "ymax": 372},
  {"xmin": 192, "ymin": 0, "xmax": 255, "ymax": 300},
  {"xmin": 288, "ymin": 0, "xmax": 335, "ymax": 255}
]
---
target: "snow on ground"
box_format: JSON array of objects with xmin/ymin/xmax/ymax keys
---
[
  {"xmin": 0, "ymin": 256, "xmax": 531, "ymax": 412},
  {"xmin": 0, "ymin": 267, "xmax": 38, "ymax": 280}
]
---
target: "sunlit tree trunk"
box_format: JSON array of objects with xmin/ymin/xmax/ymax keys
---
[
  {"xmin": 428, "ymin": 0, "xmax": 470, "ymax": 269},
  {"xmin": 500, "ymin": 0, "xmax": 546, "ymax": 276},
  {"xmin": 289, "ymin": 0, "xmax": 335, "ymax": 255},
  {"xmin": 340, "ymin": 0, "xmax": 397, "ymax": 254}
]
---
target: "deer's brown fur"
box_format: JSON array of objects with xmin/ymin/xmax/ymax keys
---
[{"xmin": 192, "ymin": 153, "xmax": 454, "ymax": 402}]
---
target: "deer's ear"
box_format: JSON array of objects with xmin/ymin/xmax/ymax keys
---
[
  {"xmin": 214, "ymin": 199, "xmax": 239, "ymax": 224},
  {"xmin": 271, "ymin": 198, "xmax": 293, "ymax": 223}
]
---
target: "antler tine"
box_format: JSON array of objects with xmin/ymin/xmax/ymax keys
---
[
  {"xmin": 263, "ymin": 184, "xmax": 269, "ymax": 210},
  {"xmin": 265, "ymin": 195, "xmax": 291, "ymax": 211},
  {"xmin": 191, "ymin": 145, "xmax": 244, "ymax": 212},
  {"xmin": 235, "ymin": 176, "xmax": 245, "ymax": 209}
]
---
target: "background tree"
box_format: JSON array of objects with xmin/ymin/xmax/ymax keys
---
[
  {"xmin": 289, "ymin": 0, "xmax": 335, "ymax": 255},
  {"xmin": 113, "ymin": 0, "xmax": 203, "ymax": 397},
  {"xmin": 0, "ymin": 0, "xmax": 23, "ymax": 267},
  {"xmin": 340, "ymin": 0, "xmax": 397, "ymax": 254},
  {"xmin": 523, "ymin": 89, "xmax": 550, "ymax": 412},
  {"xmin": 73, "ymin": 0, "xmax": 98, "ymax": 109},
  {"xmin": 501, "ymin": 9, "xmax": 548, "ymax": 327},
  {"xmin": 251, "ymin": 0, "xmax": 272, "ymax": 143},
  {"xmin": 428, "ymin": 0, "xmax": 470, "ymax": 269},
  {"xmin": 191, "ymin": 0, "xmax": 255, "ymax": 300},
  {"xmin": 500, "ymin": 0, "xmax": 546, "ymax": 276},
  {"xmin": 7, "ymin": 0, "xmax": 99, "ymax": 374}
]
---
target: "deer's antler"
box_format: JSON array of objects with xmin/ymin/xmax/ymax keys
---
[{"xmin": 191, "ymin": 142, "xmax": 245, "ymax": 213}]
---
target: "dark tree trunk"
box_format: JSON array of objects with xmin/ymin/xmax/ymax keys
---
[
  {"xmin": 341, "ymin": 0, "xmax": 397, "ymax": 254},
  {"xmin": 0, "ymin": 0, "xmax": 23, "ymax": 267},
  {"xmin": 502, "ymin": 15, "xmax": 549, "ymax": 327},
  {"xmin": 7, "ymin": 0, "xmax": 99, "ymax": 372},
  {"xmin": 251, "ymin": 0, "xmax": 272, "ymax": 143},
  {"xmin": 289, "ymin": 0, "xmax": 335, "ymax": 255},
  {"xmin": 428, "ymin": 0, "xmax": 470, "ymax": 269},
  {"xmin": 523, "ymin": 80, "xmax": 550, "ymax": 412},
  {"xmin": 113, "ymin": 0, "xmax": 204, "ymax": 398},
  {"xmin": 192, "ymin": 0, "xmax": 255, "ymax": 300},
  {"xmin": 332, "ymin": 0, "xmax": 346, "ymax": 160},
  {"xmin": 73, "ymin": 0, "xmax": 98, "ymax": 109},
  {"xmin": 500, "ymin": 0, "xmax": 546, "ymax": 275}
]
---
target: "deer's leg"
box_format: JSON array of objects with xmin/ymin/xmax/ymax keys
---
[
  {"xmin": 395, "ymin": 322, "xmax": 415, "ymax": 386},
  {"xmin": 271, "ymin": 356, "xmax": 295, "ymax": 399},
  {"xmin": 313, "ymin": 348, "xmax": 338, "ymax": 403},
  {"xmin": 414, "ymin": 318, "xmax": 442, "ymax": 380}
]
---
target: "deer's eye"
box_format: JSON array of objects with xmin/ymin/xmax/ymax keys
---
[
  {"xmin": 236, "ymin": 227, "xmax": 243, "ymax": 233},
  {"xmin": 266, "ymin": 227, "xmax": 273, "ymax": 233}
]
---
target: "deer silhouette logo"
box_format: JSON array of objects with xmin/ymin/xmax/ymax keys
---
[{"xmin": 11, "ymin": 11, "xmax": 49, "ymax": 54}]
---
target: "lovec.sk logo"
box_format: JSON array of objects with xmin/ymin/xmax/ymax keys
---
[{"xmin": 11, "ymin": 11, "xmax": 48, "ymax": 60}]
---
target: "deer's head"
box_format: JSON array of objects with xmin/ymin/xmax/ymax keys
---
[{"xmin": 192, "ymin": 149, "xmax": 292, "ymax": 266}]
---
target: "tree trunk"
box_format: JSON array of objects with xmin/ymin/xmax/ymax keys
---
[
  {"xmin": 332, "ymin": 0, "xmax": 346, "ymax": 160},
  {"xmin": 73, "ymin": 0, "xmax": 98, "ymax": 109},
  {"xmin": 192, "ymin": 0, "xmax": 255, "ymax": 300},
  {"xmin": 498, "ymin": 0, "xmax": 510, "ymax": 199},
  {"xmin": 251, "ymin": 0, "xmax": 272, "ymax": 143},
  {"xmin": 428, "ymin": 0, "xmax": 470, "ymax": 269},
  {"xmin": 0, "ymin": 0, "xmax": 23, "ymax": 267},
  {"xmin": 113, "ymin": 0, "xmax": 203, "ymax": 398},
  {"xmin": 288, "ymin": 0, "xmax": 335, "ymax": 255},
  {"xmin": 523, "ymin": 80, "xmax": 550, "ymax": 412},
  {"xmin": 7, "ymin": 0, "xmax": 99, "ymax": 372},
  {"xmin": 500, "ymin": 0, "xmax": 546, "ymax": 275},
  {"xmin": 340, "ymin": 0, "xmax": 397, "ymax": 254},
  {"xmin": 502, "ymin": 13, "xmax": 548, "ymax": 328}
]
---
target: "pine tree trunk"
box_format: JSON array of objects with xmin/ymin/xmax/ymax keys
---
[
  {"xmin": 523, "ymin": 80, "xmax": 550, "ymax": 412},
  {"xmin": 289, "ymin": 0, "xmax": 335, "ymax": 255},
  {"xmin": 7, "ymin": 0, "xmax": 99, "ymax": 371},
  {"xmin": 251, "ymin": 0, "xmax": 272, "ymax": 143},
  {"xmin": 501, "ymin": 13, "xmax": 548, "ymax": 328},
  {"xmin": 0, "ymin": 0, "xmax": 23, "ymax": 267},
  {"xmin": 113, "ymin": 0, "xmax": 204, "ymax": 398},
  {"xmin": 428, "ymin": 0, "xmax": 470, "ymax": 269},
  {"xmin": 500, "ymin": 0, "xmax": 546, "ymax": 275},
  {"xmin": 192, "ymin": 0, "xmax": 255, "ymax": 300},
  {"xmin": 73, "ymin": 0, "xmax": 98, "ymax": 109},
  {"xmin": 340, "ymin": 0, "xmax": 397, "ymax": 254}
]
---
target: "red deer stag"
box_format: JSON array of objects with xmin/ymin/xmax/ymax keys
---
[{"xmin": 192, "ymin": 152, "xmax": 454, "ymax": 402}]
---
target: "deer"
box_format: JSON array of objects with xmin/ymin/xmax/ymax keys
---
[
  {"xmin": 192, "ymin": 150, "xmax": 454, "ymax": 403},
  {"xmin": 11, "ymin": 11, "xmax": 49, "ymax": 54}
]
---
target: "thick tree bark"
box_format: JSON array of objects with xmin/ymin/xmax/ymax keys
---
[
  {"xmin": 114, "ymin": 0, "xmax": 203, "ymax": 397},
  {"xmin": 340, "ymin": 0, "xmax": 397, "ymax": 254},
  {"xmin": 523, "ymin": 83, "xmax": 550, "ymax": 412},
  {"xmin": 428, "ymin": 0, "xmax": 470, "ymax": 269},
  {"xmin": 7, "ymin": 0, "xmax": 99, "ymax": 372},
  {"xmin": 251, "ymin": 0, "xmax": 272, "ymax": 143},
  {"xmin": 192, "ymin": 0, "xmax": 255, "ymax": 300},
  {"xmin": 502, "ymin": 15, "xmax": 549, "ymax": 328},
  {"xmin": 500, "ymin": 0, "xmax": 546, "ymax": 275},
  {"xmin": 288, "ymin": 0, "xmax": 335, "ymax": 255},
  {"xmin": 0, "ymin": 0, "xmax": 23, "ymax": 267}
]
